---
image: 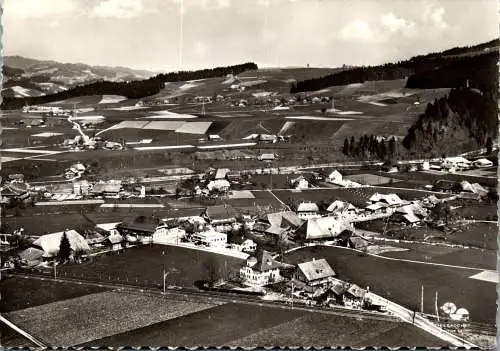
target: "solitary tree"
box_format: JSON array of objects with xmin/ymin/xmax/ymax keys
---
[
  {"xmin": 58, "ymin": 231, "xmax": 72, "ymax": 263},
  {"xmin": 486, "ymin": 137, "xmax": 493, "ymax": 154},
  {"xmin": 342, "ymin": 138, "xmax": 350, "ymax": 156}
]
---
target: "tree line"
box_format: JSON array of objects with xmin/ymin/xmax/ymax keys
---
[
  {"xmin": 290, "ymin": 41, "xmax": 498, "ymax": 94},
  {"xmin": 1, "ymin": 62, "xmax": 258, "ymax": 109},
  {"xmin": 342, "ymin": 135, "xmax": 398, "ymax": 162}
]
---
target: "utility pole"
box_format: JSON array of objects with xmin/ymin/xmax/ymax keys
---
[
  {"xmin": 291, "ymin": 281, "xmax": 294, "ymax": 310},
  {"xmin": 421, "ymin": 285, "xmax": 424, "ymax": 314},
  {"xmin": 54, "ymin": 263, "xmax": 57, "ymax": 280},
  {"xmin": 435, "ymin": 291, "xmax": 440, "ymax": 321}
]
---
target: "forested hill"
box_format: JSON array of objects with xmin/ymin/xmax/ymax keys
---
[
  {"xmin": 1, "ymin": 62, "xmax": 258, "ymax": 109},
  {"xmin": 290, "ymin": 39, "xmax": 499, "ymax": 93},
  {"xmin": 402, "ymin": 88, "xmax": 498, "ymax": 156}
]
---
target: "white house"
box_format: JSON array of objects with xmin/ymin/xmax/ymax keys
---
[
  {"xmin": 442, "ymin": 157, "xmax": 471, "ymax": 170},
  {"xmin": 207, "ymin": 179, "xmax": 231, "ymax": 193},
  {"xmin": 240, "ymin": 250, "xmax": 283, "ymax": 286},
  {"xmin": 259, "ymin": 153, "xmax": 278, "ymax": 161},
  {"xmin": 327, "ymin": 170, "xmax": 343, "ymax": 184},
  {"xmin": 326, "ymin": 200, "xmax": 357, "ymax": 215},
  {"xmin": 191, "ymin": 228, "xmax": 227, "ymax": 248},
  {"xmin": 296, "ymin": 202, "xmax": 320, "ymax": 219},
  {"xmin": 472, "ymin": 158, "xmax": 493, "ymax": 168},
  {"xmin": 295, "ymin": 216, "xmax": 354, "ymax": 241},
  {"xmin": 291, "ymin": 176, "xmax": 309, "ymax": 189},
  {"xmin": 152, "ymin": 226, "xmax": 186, "ymax": 244},
  {"xmin": 240, "ymin": 239, "xmax": 257, "ymax": 253}
]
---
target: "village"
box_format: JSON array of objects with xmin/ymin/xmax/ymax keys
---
[{"xmin": 1, "ymin": 149, "xmax": 496, "ymax": 329}]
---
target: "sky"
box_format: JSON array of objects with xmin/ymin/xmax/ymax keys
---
[{"xmin": 2, "ymin": 0, "xmax": 498, "ymax": 72}]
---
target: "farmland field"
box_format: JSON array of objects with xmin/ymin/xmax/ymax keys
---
[
  {"xmin": 82, "ymin": 301, "xmax": 444, "ymax": 347},
  {"xmin": 55, "ymin": 244, "xmax": 244, "ymax": 288},
  {"xmin": 3, "ymin": 213, "xmax": 95, "ymax": 236},
  {"xmin": 5, "ymin": 290, "xmax": 219, "ymax": 346},
  {"xmin": 0, "ymin": 276, "xmax": 108, "ymax": 313},
  {"xmin": 283, "ymin": 245, "xmax": 496, "ymax": 324}
]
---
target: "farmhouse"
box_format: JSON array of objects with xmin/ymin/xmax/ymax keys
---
[
  {"xmin": 240, "ymin": 250, "xmax": 283, "ymax": 286},
  {"xmin": 152, "ymin": 225, "xmax": 186, "ymax": 244},
  {"xmin": 295, "ymin": 216, "xmax": 354, "ymax": 242},
  {"xmin": 365, "ymin": 202, "xmax": 390, "ymax": 215},
  {"xmin": 215, "ymin": 168, "xmax": 231, "ymax": 180},
  {"xmin": 207, "ymin": 179, "xmax": 231, "ymax": 193},
  {"xmin": 204, "ymin": 204, "xmax": 237, "ymax": 225},
  {"xmin": 295, "ymin": 258, "xmax": 336, "ymax": 287},
  {"xmin": 368, "ymin": 193, "xmax": 404, "ymax": 207},
  {"xmin": 107, "ymin": 230, "xmax": 124, "ymax": 251},
  {"xmin": 31, "ymin": 230, "xmax": 90, "ymax": 259},
  {"xmin": 116, "ymin": 215, "xmax": 161, "ymax": 242},
  {"xmin": 296, "ymin": 202, "xmax": 320, "ymax": 219},
  {"xmin": 441, "ymin": 157, "xmax": 471, "ymax": 170}
]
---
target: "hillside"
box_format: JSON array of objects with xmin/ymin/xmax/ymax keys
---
[{"xmin": 1, "ymin": 55, "xmax": 158, "ymax": 98}]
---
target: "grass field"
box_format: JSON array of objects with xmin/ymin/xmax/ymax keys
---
[
  {"xmin": 83, "ymin": 301, "xmax": 445, "ymax": 347},
  {"xmin": 5, "ymin": 289, "xmax": 218, "ymax": 346},
  {"xmin": 0, "ymin": 276, "xmax": 108, "ymax": 313},
  {"xmin": 56, "ymin": 244, "xmax": 244, "ymax": 288},
  {"xmin": 3, "ymin": 213, "xmax": 95, "ymax": 236},
  {"xmin": 284, "ymin": 246, "xmax": 496, "ymax": 324},
  {"xmin": 378, "ymin": 243, "xmax": 496, "ymax": 270}
]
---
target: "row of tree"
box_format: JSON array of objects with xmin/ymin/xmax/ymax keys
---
[
  {"xmin": 342, "ymin": 135, "xmax": 398, "ymax": 161},
  {"xmin": 2, "ymin": 62, "xmax": 258, "ymax": 109}
]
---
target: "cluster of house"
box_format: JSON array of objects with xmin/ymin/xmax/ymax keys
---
[
  {"xmin": 326, "ymin": 170, "xmax": 363, "ymax": 188},
  {"xmin": 432, "ymin": 179, "xmax": 489, "ymax": 199},
  {"xmin": 238, "ymin": 252, "xmax": 378, "ymax": 310},
  {"xmin": 440, "ymin": 157, "xmax": 493, "ymax": 172}
]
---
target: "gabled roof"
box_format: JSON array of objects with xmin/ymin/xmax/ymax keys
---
[
  {"xmin": 33, "ymin": 230, "xmax": 90, "ymax": 257},
  {"xmin": 327, "ymin": 200, "xmax": 356, "ymax": 213},
  {"xmin": 369, "ymin": 193, "xmax": 403, "ymax": 206},
  {"xmin": 297, "ymin": 202, "xmax": 319, "ymax": 213},
  {"xmin": 366, "ymin": 202, "xmax": 389, "ymax": 211},
  {"xmin": 118, "ymin": 215, "xmax": 161, "ymax": 233},
  {"xmin": 250, "ymin": 250, "xmax": 283, "ymax": 272},
  {"xmin": 205, "ymin": 204, "xmax": 237, "ymax": 221},
  {"xmin": 403, "ymin": 213, "xmax": 420, "ymax": 224},
  {"xmin": 298, "ymin": 216, "xmax": 352, "ymax": 240},
  {"xmin": 215, "ymin": 168, "xmax": 230, "ymax": 180},
  {"xmin": 297, "ymin": 258, "xmax": 335, "ymax": 282},
  {"xmin": 267, "ymin": 211, "xmax": 302, "ymax": 228},
  {"xmin": 346, "ymin": 284, "xmax": 365, "ymax": 299}
]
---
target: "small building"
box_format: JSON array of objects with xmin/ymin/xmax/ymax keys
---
[
  {"xmin": 240, "ymin": 250, "xmax": 283, "ymax": 286},
  {"xmin": 290, "ymin": 176, "xmax": 309, "ymax": 189},
  {"xmin": 91, "ymin": 182, "xmax": 122, "ymax": 197},
  {"xmin": 258, "ymin": 153, "xmax": 278, "ymax": 161},
  {"xmin": 204, "ymin": 204, "xmax": 237, "ymax": 225},
  {"xmin": 215, "ymin": 168, "xmax": 231, "ymax": 180},
  {"xmin": 441, "ymin": 157, "xmax": 471, "ymax": 170},
  {"xmin": 264, "ymin": 211, "xmax": 303, "ymax": 240},
  {"xmin": 240, "ymin": 239, "xmax": 257, "ymax": 253},
  {"xmin": 107, "ymin": 230, "xmax": 124, "ymax": 251},
  {"xmin": 327, "ymin": 170, "xmax": 343, "ymax": 184},
  {"xmin": 368, "ymin": 193, "xmax": 404, "ymax": 207},
  {"xmin": 191, "ymin": 228, "xmax": 227, "ymax": 248},
  {"xmin": 295, "ymin": 258, "xmax": 336, "ymax": 287},
  {"xmin": 207, "ymin": 179, "xmax": 231, "ymax": 193},
  {"xmin": 472, "ymin": 158, "xmax": 493, "ymax": 168},
  {"xmin": 296, "ymin": 202, "xmax": 320, "ymax": 219},
  {"xmin": 365, "ymin": 202, "xmax": 389, "ymax": 215}
]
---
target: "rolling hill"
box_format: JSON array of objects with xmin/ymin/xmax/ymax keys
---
[{"xmin": 2, "ymin": 55, "xmax": 158, "ymax": 97}]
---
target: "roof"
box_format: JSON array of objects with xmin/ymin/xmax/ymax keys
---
[
  {"xmin": 297, "ymin": 202, "xmax": 319, "ymax": 213},
  {"xmin": 118, "ymin": 216, "xmax": 161, "ymax": 233},
  {"xmin": 298, "ymin": 216, "xmax": 353, "ymax": 240},
  {"xmin": 32, "ymin": 230, "xmax": 90, "ymax": 257},
  {"xmin": 297, "ymin": 258, "xmax": 335, "ymax": 282},
  {"xmin": 205, "ymin": 204, "xmax": 237, "ymax": 221},
  {"xmin": 19, "ymin": 247, "xmax": 44, "ymax": 262},
  {"xmin": 92, "ymin": 183, "xmax": 121, "ymax": 193},
  {"xmin": 444, "ymin": 157, "xmax": 470, "ymax": 164},
  {"xmin": 369, "ymin": 193, "xmax": 403, "ymax": 206},
  {"xmin": 108, "ymin": 232, "xmax": 124, "ymax": 244},
  {"xmin": 250, "ymin": 250, "xmax": 283, "ymax": 272},
  {"xmin": 163, "ymin": 207, "xmax": 206, "ymax": 220},
  {"xmin": 328, "ymin": 170, "xmax": 342, "ymax": 179},
  {"xmin": 215, "ymin": 168, "xmax": 231, "ymax": 180},
  {"xmin": 403, "ymin": 213, "xmax": 421, "ymax": 223},
  {"xmin": 267, "ymin": 211, "xmax": 302, "ymax": 228},
  {"xmin": 473, "ymin": 158, "xmax": 493, "ymax": 165},
  {"xmin": 260, "ymin": 153, "xmax": 276, "ymax": 159},
  {"xmin": 327, "ymin": 200, "xmax": 356, "ymax": 213},
  {"xmin": 346, "ymin": 284, "xmax": 365, "ymax": 298},
  {"xmin": 366, "ymin": 202, "xmax": 389, "ymax": 211}
]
